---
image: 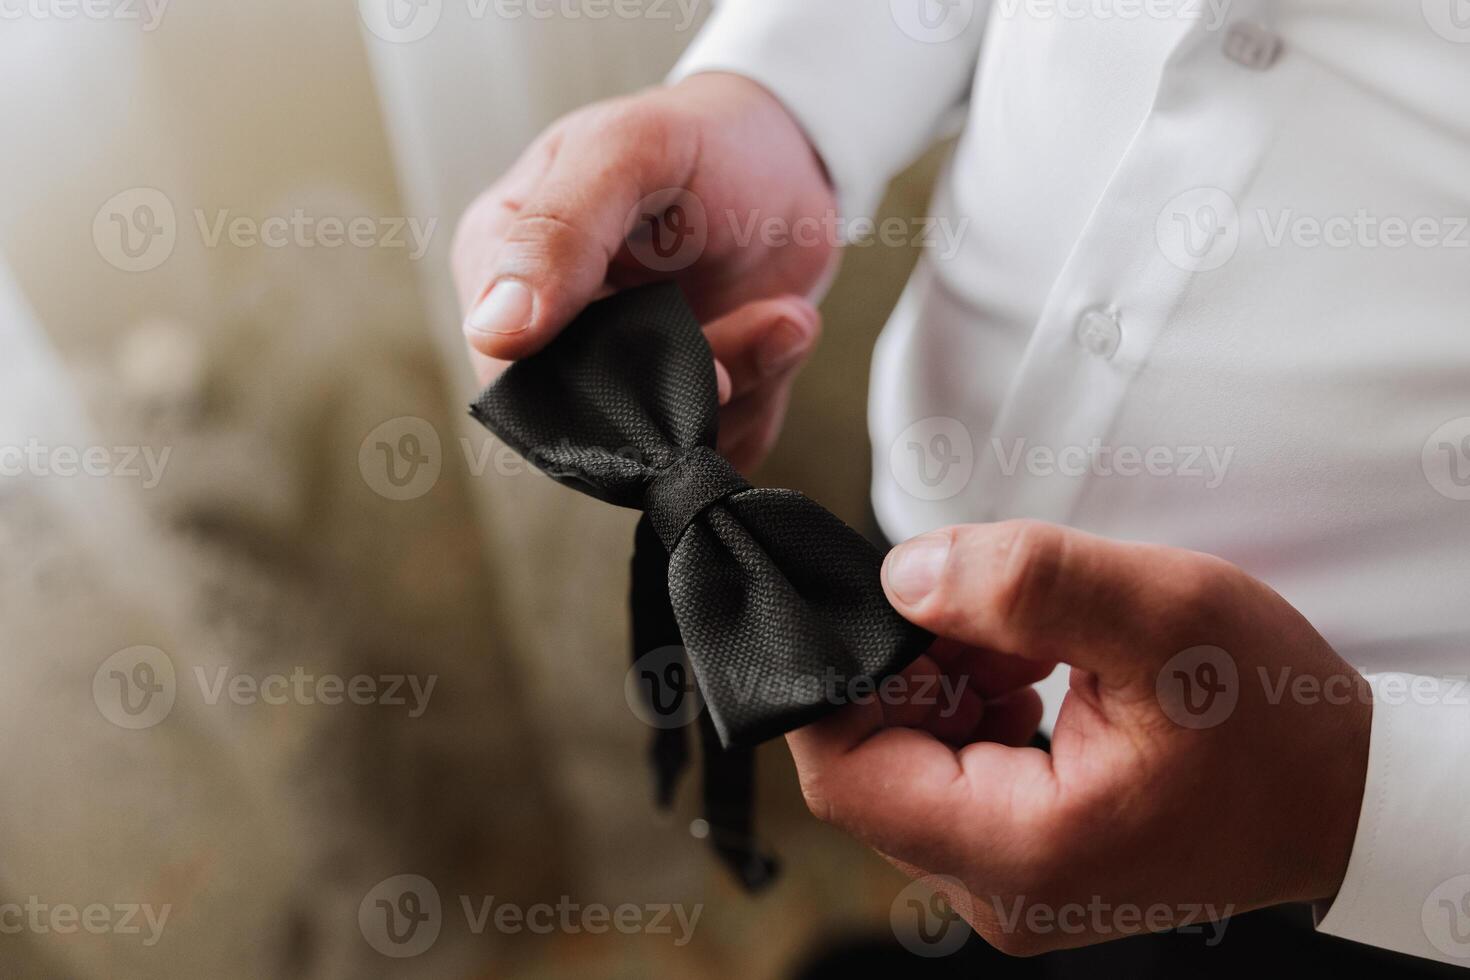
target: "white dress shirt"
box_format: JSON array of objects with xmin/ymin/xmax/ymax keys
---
[{"xmin": 673, "ymin": 0, "xmax": 1470, "ymax": 966}]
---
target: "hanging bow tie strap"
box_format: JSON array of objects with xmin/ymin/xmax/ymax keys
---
[
  {"xmin": 630, "ymin": 516, "xmax": 778, "ymax": 891},
  {"xmin": 469, "ymin": 283, "xmax": 932, "ymax": 888}
]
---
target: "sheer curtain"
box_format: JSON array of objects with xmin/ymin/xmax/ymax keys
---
[
  {"xmin": 360, "ymin": 4, "xmax": 724, "ymax": 900},
  {"xmin": 0, "ymin": 4, "xmax": 732, "ymax": 975},
  {"xmin": 0, "ymin": 8, "xmax": 597, "ymax": 976}
]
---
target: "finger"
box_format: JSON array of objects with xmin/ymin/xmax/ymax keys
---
[
  {"xmin": 880, "ymin": 655, "xmax": 1047, "ymax": 748},
  {"xmin": 787, "ymin": 701, "xmax": 1055, "ymax": 869},
  {"xmin": 703, "ymin": 297, "xmax": 821, "ymax": 400},
  {"xmin": 877, "ymin": 655, "xmax": 987, "ymax": 745},
  {"xmin": 786, "ymin": 714, "xmax": 969, "ymax": 864},
  {"xmin": 925, "ymin": 637, "xmax": 1058, "ymax": 700},
  {"xmin": 452, "ymin": 137, "xmax": 558, "ymax": 314},
  {"xmin": 468, "ymin": 349, "xmax": 506, "ymax": 388},
  {"xmin": 714, "ymin": 359, "xmax": 733, "ymax": 406},
  {"xmin": 967, "ymin": 687, "xmax": 1045, "ymax": 748},
  {"xmin": 881, "ymin": 521, "xmax": 1199, "ymax": 678},
  {"xmin": 462, "ymin": 107, "xmax": 700, "ymax": 359},
  {"xmin": 716, "ymin": 376, "xmax": 793, "ymax": 473}
]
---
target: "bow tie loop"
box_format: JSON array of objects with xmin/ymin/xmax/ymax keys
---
[{"xmin": 645, "ymin": 446, "xmax": 751, "ymax": 551}]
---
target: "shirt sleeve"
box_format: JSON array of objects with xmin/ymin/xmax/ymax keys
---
[
  {"xmin": 669, "ymin": 0, "xmax": 988, "ymax": 221},
  {"xmin": 1316, "ymin": 671, "xmax": 1470, "ymax": 966}
]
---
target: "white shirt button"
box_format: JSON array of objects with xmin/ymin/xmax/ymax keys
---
[
  {"xmin": 1075, "ymin": 307, "xmax": 1122, "ymax": 360},
  {"xmin": 1223, "ymin": 21, "xmax": 1283, "ymax": 71}
]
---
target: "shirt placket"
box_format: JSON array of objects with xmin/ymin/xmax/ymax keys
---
[{"xmin": 974, "ymin": 0, "xmax": 1284, "ymax": 526}]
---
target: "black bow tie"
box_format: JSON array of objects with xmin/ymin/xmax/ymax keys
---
[{"xmin": 470, "ymin": 283, "xmax": 930, "ymax": 888}]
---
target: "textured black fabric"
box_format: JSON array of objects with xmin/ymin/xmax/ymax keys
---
[
  {"xmin": 469, "ymin": 282, "xmax": 932, "ymax": 887},
  {"xmin": 629, "ymin": 516, "xmax": 689, "ymax": 809},
  {"xmin": 630, "ymin": 514, "xmax": 777, "ymax": 889},
  {"xmin": 470, "ymin": 282, "xmax": 931, "ymax": 744}
]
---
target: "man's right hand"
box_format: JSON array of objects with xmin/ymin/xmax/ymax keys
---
[{"xmin": 452, "ymin": 72, "xmax": 839, "ymax": 472}]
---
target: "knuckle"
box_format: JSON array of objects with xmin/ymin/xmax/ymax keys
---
[
  {"xmin": 990, "ymin": 520, "xmax": 1066, "ymax": 630},
  {"xmin": 505, "ymin": 210, "xmax": 585, "ymax": 247},
  {"xmin": 798, "ymin": 776, "xmax": 837, "ymax": 826},
  {"xmin": 1159, "ymin": 550, "xmax": 1231, "ymax": 627},
  {"xmin": 501, "ymin": 211, "xmax": 600, "ymax": 271},
  {"xmin": 585, "ymin": 99, "xmax": 682, "ymax": 171},
  {"xmin": 771, "ymin": 300, "xmax": 823, "ymax": 346},
  {"xmin": 591, "ymin": 98, "xmax": 670, "ymax": 140}
]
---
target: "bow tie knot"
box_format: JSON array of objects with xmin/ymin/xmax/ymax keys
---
[{"xmin": 645, "ymin": 446, "xmax": 751, "ymax": 551}]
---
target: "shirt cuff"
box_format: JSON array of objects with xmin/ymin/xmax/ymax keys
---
[
  {"xmin": 668, "ymin": 0, "xmax": 987, "ymax": 222},
  {"xmin": 1316, "ymin": 671, "xmax": 1470, "ymax": 966}
]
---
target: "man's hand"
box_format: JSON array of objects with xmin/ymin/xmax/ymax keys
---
[
  {"xmin": 789, "ymin": 520, "xmax": 1373, "ymax": 955},
  {"xmin": 451, "ymin": 73, "xmax": 837, "ymax": 472}
]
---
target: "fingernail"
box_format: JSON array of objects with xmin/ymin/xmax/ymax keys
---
[
  {"xmin": 465, "ymin": 279, "xmax": 533, "ymax": 336},
  {"xmin": 885, "ymin": 533, "xmax": 951, "ymax": 604},
  {"xmin": 714, "ymin": 359, "xmax": 733, "ymax": 405},
  {"xmin": 757, "ymin": 319, "xmax": 810, "ymax": 376}
]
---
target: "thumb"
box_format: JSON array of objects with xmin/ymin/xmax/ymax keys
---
[
  {"xmin": 880, "ymin": 521, "xmax": 1203, "ymax": 681},
  {"xmin": 463, "ymin": 108, "xmax": 701, "ymax": 360}
]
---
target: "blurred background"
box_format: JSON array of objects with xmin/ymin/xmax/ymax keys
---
[{"xmin": 0, "ymin": 3, "xmax": 951, "ymax": 976}]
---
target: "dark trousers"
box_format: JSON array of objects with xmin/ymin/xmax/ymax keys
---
[
  {"xmin": 795, "ymin": 902, "xmax": 1463, "ymax": 978},
  {"xmin": 793, "ymin": 694, "xmax": 1457, "ymax": 977}
]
